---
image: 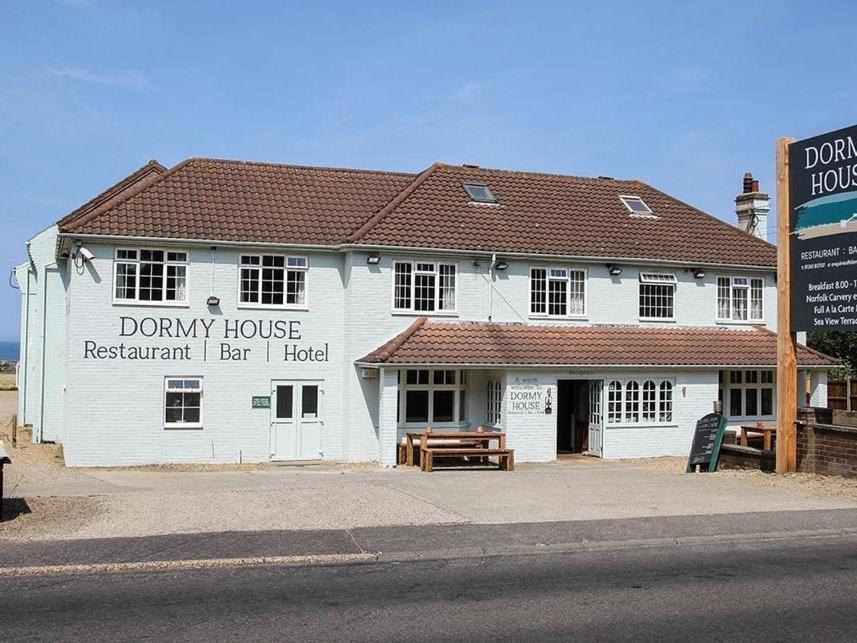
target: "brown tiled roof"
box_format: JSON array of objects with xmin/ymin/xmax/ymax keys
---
[
  {"xmin": 58, "ymin": 160, "xmax": 167, "ymax": 231},
  {"xmin": 61, "ymin": 158, "xmax": 416, "ymax": 246},
  {"xmin": 358, "ymin": 319, "xmax": 837, "ymax": 368},
  {"xmin": 351, "ymin": 164, "xmax": 776, "ymax": 267},
  {"xmin": 59, "ymin": 157, "xmax": 776, "ymax": 267}
]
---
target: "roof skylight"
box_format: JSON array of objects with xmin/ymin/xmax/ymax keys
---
[
  {"xmin": 620, "ymin": 195, "xmax": 654, "ymax": 216},
  {"xmin": 463, "ymin": 183, "xmax": 498, "ymax": 204}
]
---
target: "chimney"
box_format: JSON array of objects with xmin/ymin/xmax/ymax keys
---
[{"xmin": 735, "ymin": 171, "xmax": 770, "ymax": 241}]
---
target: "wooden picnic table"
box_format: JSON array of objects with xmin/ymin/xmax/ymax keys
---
[
  {"xmin": 403, "ymin": 430, "xmax": 506, "ymax": 467},
  {"xmin": 739, "ymin": 423, "xmax": 778, "ymax": 451}
]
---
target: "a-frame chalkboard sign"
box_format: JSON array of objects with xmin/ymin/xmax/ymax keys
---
[{"xmin": 686, "ymin": 412, "xmax": 728, "ymax": 473}]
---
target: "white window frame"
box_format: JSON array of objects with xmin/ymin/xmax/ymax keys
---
[
  {"xmin": 238, "ymin": 254, "xmax": 308, "ymax": 310},
  {"xmin": 639, "ymin": 272, "xmax": 677, "ymax": 321},
  {"xmin": 605, "ymin": 378, "xmax": 676, "ymax": 426},
  {"xmin": 163, "ymin": 376, "xmax": 203, "ymax": 429},
  {"xmin": 619, "ymin": 195, "xmax": 657, "ymax": 218},
  {"xmin": 529, "ymin": 266, "xmax": 587, "ymax": 318},
  {"xmin": 113, "ymin": 248, "xmax": 189, "ymax": 306},
  {"xmin": 401, "ymin": 368, "xmax": 468, "ymax": 426},
  {"xmin": 721, "ymin": 369, "xmax": 775, "ymax": 421},
  {"xmin": 391, "ymin": 260, "xmax": 458, "ymax": 315},
  {"xmin": 487, "ymin": 377, "xmax": 503, "ymax": 427},
  {"xmin": 717, "ymin": 276, "xmax": 765, "ymax": 323}
]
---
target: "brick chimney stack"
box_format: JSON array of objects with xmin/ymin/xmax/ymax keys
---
[{"xmin": 735, "ymin": 171, "xmax": 770, "ymax": 241}]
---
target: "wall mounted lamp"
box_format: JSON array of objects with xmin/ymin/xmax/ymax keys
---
[
  {"xmin": 207, "ymin": 296, "xmax": 221, "ymax": 307},
  {"xmin": 691, "ymin": 268, "xmax": 706, "ymax": 279},
  {"xmin": 606, "ymin": 263, "xmax": 623, "ymax": 276},
  {"xmin": 366, "ymin": 253, "xmax": 381, "ymax": 265},
  {"xmin": 494, "ymin": 260, "xmax": 509, "ymax": 271}
]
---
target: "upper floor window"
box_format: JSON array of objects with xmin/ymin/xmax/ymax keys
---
[
  {"xmin": 393, "ymin": 261, "xmax": 456, "ymax": 313},
  {"xmin": 530, "ymin": 267, "xmax": 585, "ymax": 317},
  {"xmin": 239, "ymin": 255, "xmax": 307, "ymax": 307},
  {"xmin": 717, "ymin": 276, "xmax": 764, "ymax": 321},
  {"xmin": 114, "ymin": 248, "xmax": 187, "ymax": 304},
  {"xmin": 639, "ymin": 272, "xmax": 676, "ymax": 319}
]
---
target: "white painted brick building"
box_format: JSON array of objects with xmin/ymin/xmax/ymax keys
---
[{"xmin": 14, "ymin": 159, "xmax": 835, "ymax": 467}]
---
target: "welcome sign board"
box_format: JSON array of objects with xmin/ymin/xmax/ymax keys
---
[{"xmin": 790, "ymin": 124, "xmax": 857, "ymax": 331}]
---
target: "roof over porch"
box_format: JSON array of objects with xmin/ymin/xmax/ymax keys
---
[{"xmin": 357, "ymin": 318, "xmax": 839, "ymax": 369}]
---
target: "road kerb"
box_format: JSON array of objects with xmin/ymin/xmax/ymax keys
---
[{"xmin": 2, "ymin": 527, "xmax": 856, "ymax": 578}]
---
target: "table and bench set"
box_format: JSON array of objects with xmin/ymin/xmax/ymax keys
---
[{"xmin": 397, "ymin": 427, "xmax": 515, "ymax": 472}]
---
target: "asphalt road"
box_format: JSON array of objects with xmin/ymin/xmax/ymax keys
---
[{"xmin": 3, "ymin": 535, "xmax": 857, "ymax": 641}]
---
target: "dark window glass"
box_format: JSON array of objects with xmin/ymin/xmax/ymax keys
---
[
  {"xmin": 730, "ymin": 388, "xmax": 742, "ymax": 416},
  {"xmin": 406, "ymin": 390, "xmax": 429, "ymax": 423},
  {"xmin": 276, "ymin": 385, "xmax": 294, "ymax": 419},
  {"xmin": 745, "ymin": 389, "xmax": 758, "ymax": 416},
  {"xmin": 761, "ymin": 388, "xmax": 773, "ymax": 415},
  {"xmin": 302, "ymin": 385, "xmax": 319, "ymax": 418},
  {"xmin": 433, "ymin": 390, "xmax": 455, "ymax": 422}
]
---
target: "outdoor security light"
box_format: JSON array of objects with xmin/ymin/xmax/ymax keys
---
[
  {"xmin": 207, "ymin": 296, "xmax": 221, "ymax": 307},
  {"xmin": 494, "ymin": 260, "xmax": 509, "ymax": 271},
  {"xmin": 366, "ymin": 254, "xmax": 381, "ymax": 265},
  {"xmin": 606, "ymin": 263, "xmax": 623, "ymax": 276},
  {"xmin": 692, "ymin": 268, "xmax": 706, "ymax": 279}
]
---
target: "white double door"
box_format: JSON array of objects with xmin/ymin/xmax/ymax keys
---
[{"xmin": 270, "ymin": 380, "xmax": 323, "ymax": 461}]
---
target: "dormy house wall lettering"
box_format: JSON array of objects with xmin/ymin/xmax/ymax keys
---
[{"xmin": 82, "ymin": 316, "xmax": 329, "ymax": 363}]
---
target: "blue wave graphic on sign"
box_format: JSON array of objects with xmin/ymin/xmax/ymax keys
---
[{"xmin": 795, "ymin": 191, "xmax": 857, "ymax": 231}]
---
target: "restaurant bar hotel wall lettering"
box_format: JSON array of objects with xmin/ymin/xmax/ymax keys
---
[{"xmin": 13, "ymin": 157, "xmax": 837, "ymax": 467}]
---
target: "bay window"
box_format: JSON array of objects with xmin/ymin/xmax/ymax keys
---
[
  {"xmin": 606, "ymin": 378, "xmax": 674, "ymax": 425},
  {"xmin": 240, "ymin": 255, "xmax": 307, "ymax": 307},
  {"xmin": 114, "ymin": 248, "xmax": 187, "ymax": 304},
  {"xmin": 530, "ymin": 267, "xmax": 585, "ymax": 317},
  {"xmin": 393, "ymin": 261, "xmax": 456, "ymax": 313},
  {"xmin": 717, "ymin": 276, "xmax": 764, "ymax": 321}
]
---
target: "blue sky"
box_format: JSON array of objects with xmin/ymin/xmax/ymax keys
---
[{"xmin": 2, "ymin": 0, "xmax": 856, "ymax": 340}]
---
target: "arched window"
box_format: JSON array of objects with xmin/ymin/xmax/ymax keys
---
[
  {"xmin": 659, "ymin": 381, "xmax": 674, "ymax": 423},
  {"xmin": 607, "ymin": 380, "xmax": 623, "ymax": 424},
  {"xmin": 642, "ymin": 381, "xmax": 657, "ymax": 422},
  {"xmin": 624, "ymin": 381, "xmax": 640, "ymax": 423}
]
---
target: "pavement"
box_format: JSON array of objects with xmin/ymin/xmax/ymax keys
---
[
  {"xmin": 4, "ymin": 458, "xmax": 857, "ymax": 540},
  {"xmin": 3, "ymin": 532, "xmax": 857, "ymax": 641}
]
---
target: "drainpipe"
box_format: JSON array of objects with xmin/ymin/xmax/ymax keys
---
[
  {"xmin": 38, "ymin": 262, "xmax": 57, "ymax": 443},
  {"xmin": 488, "ymin": 253, "xmax": 496, "ymax": 322}
]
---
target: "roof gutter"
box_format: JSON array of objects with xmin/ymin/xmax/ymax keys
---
[
  {"xmin": 355, "ymin": 362, "xmax": 834, "ymax": 370},
  {"xmin": 57, "ymin": 233, "xmax": 777, "ymax": 271}
]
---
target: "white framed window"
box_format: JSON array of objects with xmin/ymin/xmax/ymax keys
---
[
  {"xmin": 402, "ymin": 368, "xmax": 467, "ymax": 425},
  {"xmin": 164, "ymin": 377, "xmax": 202, "ymax": 428},
  {"xmin": 114, "ymin": 248, "xmax": 188, "ymax": 304},
  {"xmin": 239, "ymin": 255, "xmax": 307, "ymax": 308},
  {"xmin": 487, "ymin": 378, "xmax": 502, "ymax": 426},
  {"xmin": 393, "ymin": 261, "xmax": 457, "ymax": 313},
  {"xmin": 606, "ymin": 378, "xmax": 675, "ymax": 426},
  {"xmin": 639, "ymin": 272, "xmax": 676, "ymax": 320},
  {"xmin": 530, "ymin": 267, "xmax": 586, "ymax": 317},
  {"xmin": 721, "ymin": 369, "xmax": 774, "ymax": 419},
  {"xmin": 717, "ymin": 276, "xmax": 764, "ymax": 322}
]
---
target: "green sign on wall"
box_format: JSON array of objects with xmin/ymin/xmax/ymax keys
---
[{"xmin": 251, "ymin": 396, "xmax": 271, "ymax": 409}]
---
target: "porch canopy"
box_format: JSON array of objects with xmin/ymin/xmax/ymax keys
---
[{"xmin": 357, "ymin": 317, "xmax": 839, "ymax": 368}]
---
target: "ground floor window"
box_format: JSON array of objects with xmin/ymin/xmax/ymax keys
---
[
  {"xmin": 164, "ymin": 377, "xmax": 202, "ymax": 428},
  {"xmin": 720, "ymin": 369, "xmax": 774, "ymax": 419},
  {"xmin": 607, "ymin": 378, "xmax": 673, "ymax": 425},
  {"xmin": 402, "ymin": 369, "xmax": 467, "ymax": 425}
]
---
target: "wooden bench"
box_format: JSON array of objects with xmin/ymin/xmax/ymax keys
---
[{"xmin": 420, "ymin": 447, "xmax": 515, "ymax": 472}]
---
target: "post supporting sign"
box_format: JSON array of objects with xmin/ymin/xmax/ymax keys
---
[{"xmin": 779, "ymin": 123, "xmax": 857, "ymax": 472}]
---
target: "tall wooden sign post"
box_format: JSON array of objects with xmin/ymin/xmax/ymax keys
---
[
  {"xmin": 776, "ymin": 137, "xmax": 797, "ymax": 473},
  {"xmin": 779, "ymin": 124, "xmax": 857, "ymax": 473}
]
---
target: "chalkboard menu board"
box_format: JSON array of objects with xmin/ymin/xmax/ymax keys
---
[{"xmin": 686, "ymin": 412, "xmax": 727, "ymax": 473}]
